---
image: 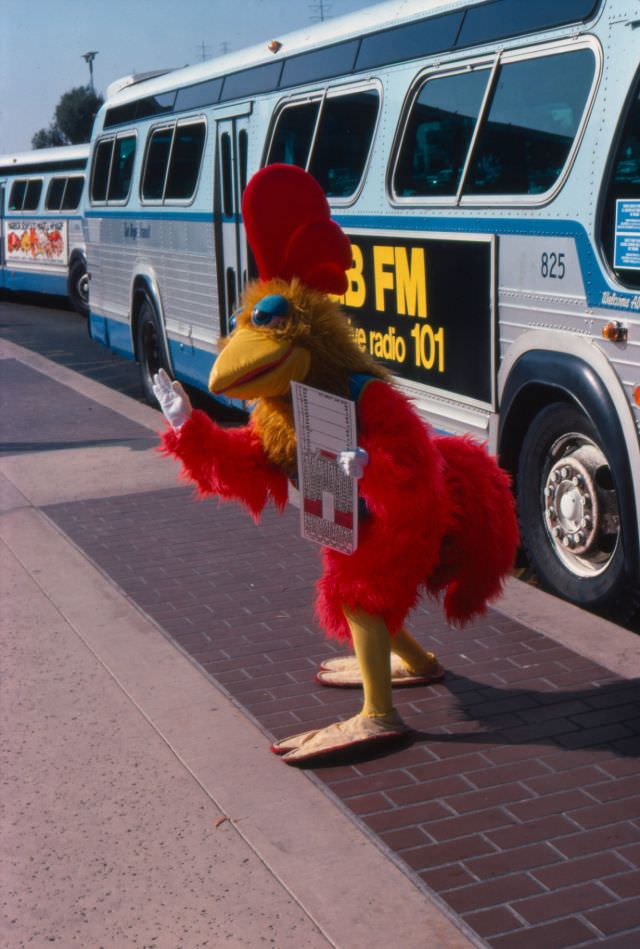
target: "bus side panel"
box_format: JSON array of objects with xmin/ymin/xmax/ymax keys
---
[
  {"xmin": 67, "ymin": 217, "xmax": 86, "ymax": 261},
  {"xmin": 161, "ymin": 140, "xmax": 220, "ymax": 387},
  {"xmin": 86, "ymin": 212, "xmax": 218, "ymax": 380},
  {"xmin": 498, "ymin": 232, "xmax": 589, "ymax": 357},
  {"xmin": 157, "ymin": 215, "xmax": 219, "ymax": 345},
  {"xmin": 3, "ymin": 270, "xmax": 68, "ymax": 295},
  {"xmin": 168, "ymin": 341, "xmax": 219, "ymax": 390}
]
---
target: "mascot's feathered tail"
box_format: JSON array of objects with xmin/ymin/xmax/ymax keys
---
[{"xmin": 428, "ymin": 434, "xmax": 519, "ymax": 624}]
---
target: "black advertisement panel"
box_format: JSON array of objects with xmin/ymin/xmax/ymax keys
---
[{"xmin": 340, "ymin": 232, "xmax": 494, "ymax": 405}]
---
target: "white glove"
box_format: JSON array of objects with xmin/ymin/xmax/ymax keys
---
[
  {"xmin": 152, "ymin": 368, "xmax": 192, "ymax": 430},
  {"xmin": 337, "ymin": 447, "xmax": 369, "ymax": 480}
]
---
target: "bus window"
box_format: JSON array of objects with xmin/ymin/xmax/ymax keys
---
[
  {"xmin": 238, "ymin": 128, "xmax": 248, "ymax": 196},
  {"xmin": 108, "ymin": 135, "xmax": 136, "ymax": 202},
  {"xmin": 9, "ymin": 180, "xmax": 27, "ymax": 210},
  {"xmin": 174, "ymin": 78, "xmax": 222, "ymax": 113},
  {"xmin": 226, "ymin": 267, "xmax": 237, "ymax": 316},
  {"xmin": 142, "ymin": 127, "xmax": 173, "ymax": 200},
  {"xmin": 267, "ymin": 101, "xmax": 320, "ymax": 167},
  {"xmin": 46, "ymin": 177, "xmax": 66, "ymax": 210},
  {"xmin": 220, "ymin": 132, "xmax": 233, "ymax": 216},
  {"xmin": 61, "ymin": 176, "xmax": 84, "ymax": 210},
  {"xmin": 142, "ymin": 122, "xmax": 205, "ymax": 203},
  {"xmin": 23, "ymin": 179, "xmax": 43, "ymax": 211},
  {"xmin": 165, "ymin": 121, "xmax": 206, "ymax": 200},
  {"xmin": 308, "ymin": 90, "xmax": 379, "ymax": 198},
  {"xmin": 393, "ymin": 69, "xmax": 489, "ymax": 198},
  {"xmin": 601, "ymin": 74, "xmax": 640, "ymax": 289},
  {"xmin": 9, "ymin": 177, "xmax": 43, "ymax": 210},
  {"xmin": 91, "ymin": 139, "xmax": 115, "ymax": 201},
  {"xmin": 465, "ymin": 48, "xmax": 595, "ymax": 196}
]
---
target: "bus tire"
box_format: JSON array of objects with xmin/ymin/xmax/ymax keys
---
[
  {"xmin": 136, "ymin": 296, "xmax": 170, "ymax": 406},
  {"xmin": 517, "ymin": 402, "xmax": 639, "ymax": 622},
  {"xmin": 68, "ymin": 258, "xmax": 89, "ymax": 317}
]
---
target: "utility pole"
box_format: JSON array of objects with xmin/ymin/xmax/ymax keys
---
[
  {"xmin": 82, "ymin": 51, "xmax": 98, "ymax": 92},
  {"xmin": 309, "ymin": 0, "xmax": 331, "ymax": 23},
  {"xmin": 198, "ymin": 41, "xmax": 212, "ymax": 62}
]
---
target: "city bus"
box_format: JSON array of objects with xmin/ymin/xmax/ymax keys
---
[
  {"xmin": 0, "ymin": 144, "xmax": 90, "ymax": 314},
  {"xmin": 83, "ymin": 0, "xmax": 640, "ymax": 621}
]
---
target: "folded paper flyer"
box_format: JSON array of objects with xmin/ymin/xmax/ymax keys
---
[{"xmin": 291, "ymin": 381, "xmax": 359, "ymax": 554}]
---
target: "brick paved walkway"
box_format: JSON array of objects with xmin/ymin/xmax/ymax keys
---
[{"xmin": 46, "ymin": 486, "xmax": 640, "ymax": 948}]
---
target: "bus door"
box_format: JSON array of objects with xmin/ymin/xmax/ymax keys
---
[{"xmin": 214, "ymin": 114, "xmax": 250, "ymax": 336}]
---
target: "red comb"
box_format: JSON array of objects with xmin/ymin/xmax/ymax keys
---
[{"xmin": 241, "ymin": 164, "xmax": 352, "ymax": 296}]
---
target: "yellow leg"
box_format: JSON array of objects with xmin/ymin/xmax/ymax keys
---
[
  {"xmin": 391, "ymin": 627, "xmax": 441, "ymax": 676},
  {"xmin": 343, "ymin": 606, "xmax": 394, "ymax": 718},
  {"xmin": 271, "ymin": 607, "xmax": 407, "ymax": 761}
]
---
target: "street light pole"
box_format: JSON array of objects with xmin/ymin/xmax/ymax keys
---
[{"xmin": 82, "ymin": 51, "xmax": 99, "ymax": 92}]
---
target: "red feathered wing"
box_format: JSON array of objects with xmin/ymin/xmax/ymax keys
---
[
  {"xmin": 241, "ymin": 164, "xmax": 352, "ymax": 296},
  {"xmin": 161, "ymin": 410, "xmax": 288, "ymax": 521}
]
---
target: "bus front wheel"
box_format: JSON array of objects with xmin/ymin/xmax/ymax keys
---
[
  {"xmin": 517, "ymin": 402, "xmax": 638, "ymax": 622},
  {"xmin": 136, "ymin": 297, "xmax": 169, "ymax": 406}
]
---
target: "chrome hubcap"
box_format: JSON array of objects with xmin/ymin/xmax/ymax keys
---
[
  {"xmin": 78, "ymin": 273, "xmax": 89, "ymax": 304},
  {"xmin": 543, "ymin": 433, "xmax": 620, "ymax": 577}
]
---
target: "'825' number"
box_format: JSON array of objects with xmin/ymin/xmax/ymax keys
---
[{"xmin": 540, "ymin": 251, "xmax": 566, "ymax": 279}]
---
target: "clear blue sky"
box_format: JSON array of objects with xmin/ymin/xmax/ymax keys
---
[{"xmin": 0, "ymin": 0, "xmax": 375, "ymax": 154}]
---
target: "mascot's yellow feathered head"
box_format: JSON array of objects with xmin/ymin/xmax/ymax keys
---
[{"xmin": 208, "ymin": 164, "xmax": 386, "ymax": 403}]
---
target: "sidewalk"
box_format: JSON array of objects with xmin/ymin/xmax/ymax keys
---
[{"xmin": 2, "ymin": 336, "xmax": 640, "ymax": 949}]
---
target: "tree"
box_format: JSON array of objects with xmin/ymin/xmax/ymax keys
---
[
  {"xmin": 32, "ymin": 85, "xmax": 103, "ymax": 149},
  {"xmin": 31, "ymin": 125, "xmax": 66, "ymax": 149}
]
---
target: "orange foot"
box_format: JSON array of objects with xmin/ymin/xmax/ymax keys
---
[
  {"xmin": 270, "ymin": 711, "xmax": 408, "ymax": 764},
  {"xmin": 316, "ymin": 653, "xmax": 444, "ymax": 688}
]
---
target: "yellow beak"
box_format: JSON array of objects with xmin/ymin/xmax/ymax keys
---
[{"xmin": 208, "ymin": 327, "xmax": 310, "ymax": 399}]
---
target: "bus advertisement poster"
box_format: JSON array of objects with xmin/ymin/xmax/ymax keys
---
[
  {"xmin": 5, "ymin": 219, "xmax": 68, "ymax": 266},
  {"xmin": 614, "ymin": 200, "xmax": 640, "ymax": 271},
  {"xmin": 340, "ymin": 232, "xmax": 494, "ymax": 406}
]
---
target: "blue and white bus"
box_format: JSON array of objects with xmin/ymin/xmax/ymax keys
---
[
  {"xmin": 84, "ymin": 0, "xmax": 640, "ymax": 621},
  {"xmin": 0, "ymin": 144, "xmax": 90, "ymax": 314}
]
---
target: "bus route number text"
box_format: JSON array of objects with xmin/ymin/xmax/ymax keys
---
[{"xmin": 540, "ymin": 251, "xmax": 566, "ymax": 280}]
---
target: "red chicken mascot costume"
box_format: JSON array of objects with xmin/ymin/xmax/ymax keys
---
[{"xmin": 154, "ymin": 164, "xmax": 519, "ymax": 764}]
